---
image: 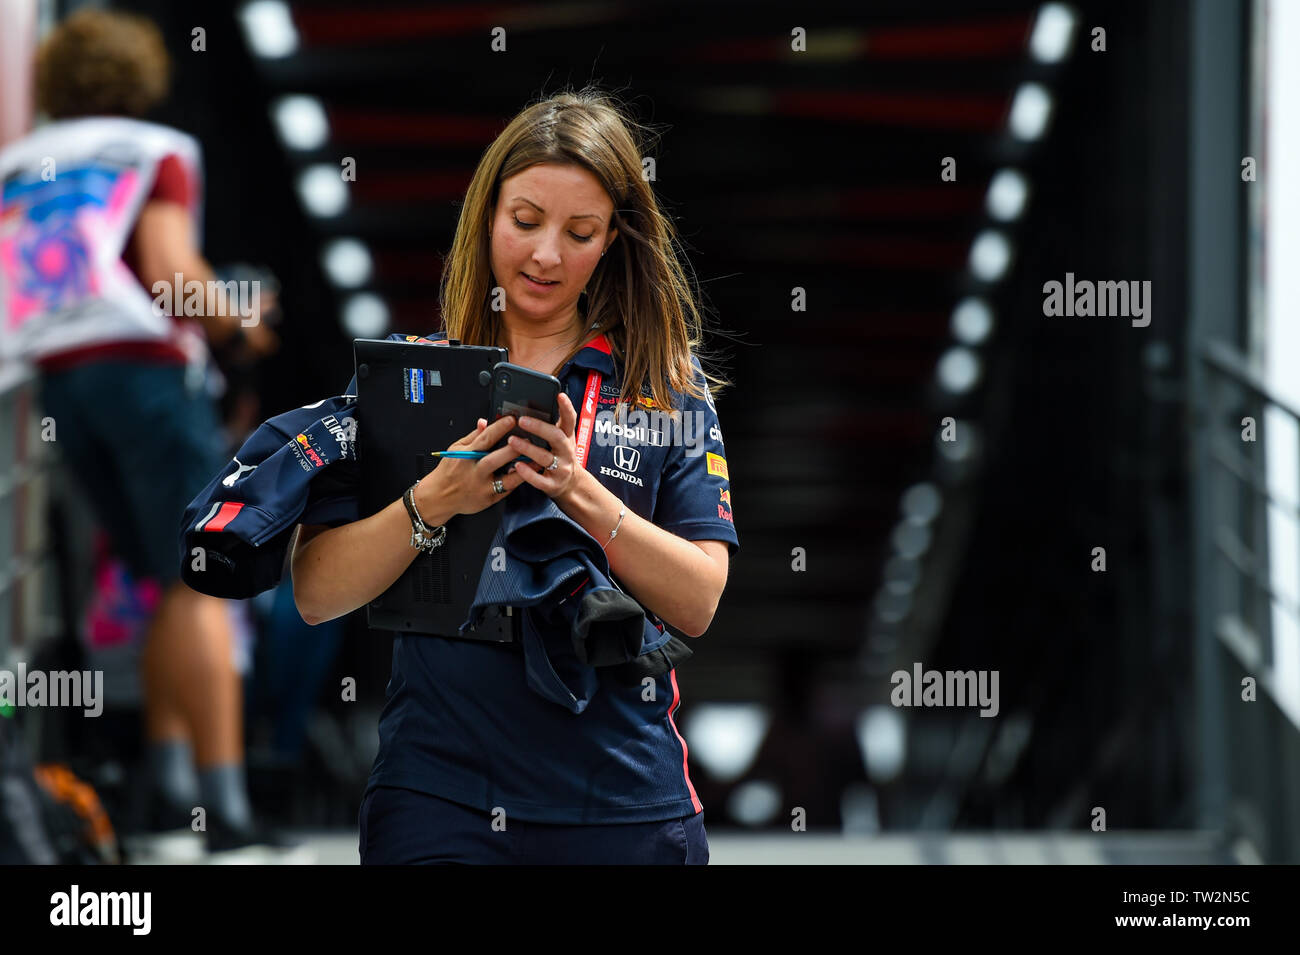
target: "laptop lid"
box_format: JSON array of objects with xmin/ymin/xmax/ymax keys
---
[{"xmin": 353, "ymin": 337, "xmax": 511, "ymax": 637}]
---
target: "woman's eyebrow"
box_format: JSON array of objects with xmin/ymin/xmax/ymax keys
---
[{"xmin": 511, "ymin": 196, "xmax": 603, "ymax": 222}]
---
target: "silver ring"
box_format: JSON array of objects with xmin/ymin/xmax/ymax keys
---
[
  {"xmin": 492, "ymin": 478, "xmax": 505, "ymax": 494},
  {"xmin": 547, "ymin": 455, "xmax": 559, "ymax": 471}
]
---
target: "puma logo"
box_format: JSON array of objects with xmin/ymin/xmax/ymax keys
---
[{"xmin": 222, "ymin": 457, "xmax": 257, "ymax": 487}]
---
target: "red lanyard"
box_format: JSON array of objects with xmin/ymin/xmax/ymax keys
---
[{"xmin": 574, "ymin": 370, "xmax": 602, "ymax": 470}]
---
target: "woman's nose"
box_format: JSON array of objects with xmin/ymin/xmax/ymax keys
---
[{"xmin": 530, "ymin": 233, "xmax": 564, "ymax": 267}]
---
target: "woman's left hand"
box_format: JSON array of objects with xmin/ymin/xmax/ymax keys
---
[{"xmin": 508, "ymin": 392, "xmax": 581, "ymax": 502}]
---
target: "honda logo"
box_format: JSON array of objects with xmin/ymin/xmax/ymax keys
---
[{"xmin": 614, "ymin": 445, "xmax": 640, "ymax": 472}]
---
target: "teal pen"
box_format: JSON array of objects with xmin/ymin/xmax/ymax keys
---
[{"xmin": 431, "ymin": 450, "xmax": 531, "ymax": 461}]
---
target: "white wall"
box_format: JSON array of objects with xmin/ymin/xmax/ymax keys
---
[
  {"xmin": 0, "ymin": 0, "xmax": 37, "ymax": 148},
  {"xmin": 1259, "ymin": 0, "xmax": 1300, "ymax": 725}
]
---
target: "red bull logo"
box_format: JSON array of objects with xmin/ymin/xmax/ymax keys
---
[
  {"xmin": 295, "ymin": 433, "xmax": 325, "ymax": 468},
  {"xmin": 717, "ymin": 486, "xmax": 733, "ymax": 522}
]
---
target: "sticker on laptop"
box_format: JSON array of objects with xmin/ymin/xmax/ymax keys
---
[{"xmin": 402, "ymin": 367, "xmax": 442, "ymax": 403}]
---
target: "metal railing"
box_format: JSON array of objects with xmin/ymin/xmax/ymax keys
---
[
  {"xmin": 0, "ymin": 359, "xmax": 57, "ymax": 661},
  {"xmin": 1199, "ymin": 338, "xmax": 1300, "ymax": 726}
]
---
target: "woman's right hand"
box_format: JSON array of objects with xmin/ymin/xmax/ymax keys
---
[{"xmin": 415, "ymin": 415, "xmax": 530, "ymax": 519}]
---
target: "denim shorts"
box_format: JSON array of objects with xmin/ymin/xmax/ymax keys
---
[
  {"xmin": 38, "ymin": 360, "xmax": 227, "ymax": 586},
  {"xmin": 359, "ymin": 785, "xmax": 710, "ymax": 865}
]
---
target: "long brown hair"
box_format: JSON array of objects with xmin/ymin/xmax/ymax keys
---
[{"xmin": 438, "ymin": 87, "xmax": 729, "ymax": 414}]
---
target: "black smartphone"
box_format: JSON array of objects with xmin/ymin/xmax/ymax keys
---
[{"xmin": 488, "ymin": 361, "xmax": 562, "ymax": 457}]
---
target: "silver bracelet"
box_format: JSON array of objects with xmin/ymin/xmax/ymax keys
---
[
  {"xmin": 403, "ymin": 482, "xmax": 446, "ymax": 552},
  {"xmin": 602, "ymin": 503, "xmax": 627, "ymax": 551}
]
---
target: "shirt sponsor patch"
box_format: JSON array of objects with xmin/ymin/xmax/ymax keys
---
[
  {"xmin": 292, "ymin": 433, "xmax": 326, "ymax": 470},
  {"xmin": 221, "ymin": 457, "xmax": 257, "ymax": 487},
  {"xmin": 706, "ymin": 452, "xmax": 729, "ymax": 481},
  {"xmin": 594, "ymin": 415, "xmax": 667, "ymax": 447},
  {"xmin": 599, "ymin": 465, "xmax": 643, "ymax": 487},
  {"xmin": 320, "ymin": 415, "xmax": 357, "ymax": 459},
  {"xmin": 597, "ymin": 384, "xmax": 659, "ymax": 410}
]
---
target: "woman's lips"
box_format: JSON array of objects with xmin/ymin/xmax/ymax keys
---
[{"xmin": 522, "ymin": 272, "xmax": 560, "ymax": 290}]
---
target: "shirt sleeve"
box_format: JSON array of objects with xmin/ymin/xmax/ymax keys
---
[
  {"xmin": 148, "ymin": 154, "xmax": 194, "ymax": 206},
  {"xmin": 300, "ymin": 458, "xmax": 360, "ymax": 527},
  {"xmin": 122, "ymin": 155, "xmax": 196, "ymax": 291},
  {"xmin": 650, "ymin": 355, "xmax": 738, "ymax": 556}
]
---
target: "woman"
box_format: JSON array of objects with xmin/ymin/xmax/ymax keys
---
[{"xmin": 291, "ymin": 90, "xmax": 738, "ymax": 864}]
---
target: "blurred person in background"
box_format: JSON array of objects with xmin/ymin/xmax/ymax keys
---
[{"xmin": 0, "ymin": 8, "xmax": 285, "ymax": 857}]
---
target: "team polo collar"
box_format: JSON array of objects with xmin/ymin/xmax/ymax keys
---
[
  {"xmin": 421, "ymin": 328, "xmax": 614, "ymax": 376},
  {"xmin": 562, "ymin": 331, "xmax": 615, "ymax": 376}
]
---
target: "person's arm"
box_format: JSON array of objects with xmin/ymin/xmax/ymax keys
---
[
  {"xmin": 291, "ymin": 414, "xmax": 527, "ymax": 626},
  {"xmin": 510, "ymin": 372, "xmax": 738, "ymax": 637},
  {"xmin": 133, "ymin": 200, "xmax": 276, "ymax": 355},
  {"xmin": 291, "ymin": 489, "xmax": 457, "ymax": 626},
  {"xmin": 553, "ymin": 467, "xmax": 728, "ymax": 638}
]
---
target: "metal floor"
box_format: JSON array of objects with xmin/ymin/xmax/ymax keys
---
[{"xmin": 126, "ymin": 830, "xmax": 1248, "ymax": 865}]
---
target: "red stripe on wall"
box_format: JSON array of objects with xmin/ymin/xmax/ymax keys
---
[
  {"xmin": 329, "ymin": 110, "xmax": 505, "ymax": 146},
  {"xmin": 867, "ymin": 16, "xmax": 1031, "ymax": 59},
  {"xmin": 775, "ymin": 90, "xmax": 1008, "ymax": 130},
  {"xmin": 293, "ymin": 5, "xmax": 509, "ymax": 45}
]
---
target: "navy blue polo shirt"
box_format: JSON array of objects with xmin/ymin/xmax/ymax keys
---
[{"xmin": 361, "ymin": 331, "xmax": 738, "ymax": 823}]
